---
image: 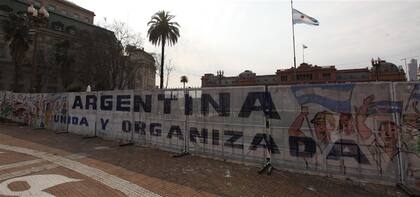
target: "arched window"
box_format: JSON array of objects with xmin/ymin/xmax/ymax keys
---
[
  {"xmin": 66, "ymin": 26, "xmax": 77, "ymax": 35},
  {"xmin": 51, "ymin": 21, "xmax": 64, "ymax": 32}
]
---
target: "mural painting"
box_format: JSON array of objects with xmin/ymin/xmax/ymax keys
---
[
  {"xmin": 1, "ymin": 82, "xmax": 420, "ymax": 190},
  {"xmin": 396, "ymin": 83, "xmax": 420, "ymax": 188}
]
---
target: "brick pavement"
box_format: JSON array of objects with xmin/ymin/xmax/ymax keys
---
[{"xmin": 0, "ymin": 124, "xmax": 407, "ymax": 197}]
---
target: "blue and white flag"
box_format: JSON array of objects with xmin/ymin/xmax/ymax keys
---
[
  {"xmin": 293, "ymin": 8, "xmax": 319, "ymax": 26},
  {"xmin": 368, "ymin": 101, "xmax": 402, "ymax": 115},
  {"xmin": 291, "ymin": 84, "xmax": 354, "ymax": 113}
]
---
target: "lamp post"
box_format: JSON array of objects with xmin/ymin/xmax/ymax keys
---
[
  {"xmin": 180, "ymin": 75, "xmax": 189, "ymax": 156},
  {"xmin": 27, "ymin": 0, "xmax": 49, "ymax": 93}
]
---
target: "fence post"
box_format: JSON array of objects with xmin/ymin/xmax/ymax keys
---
[
  {"xmin": 173, "ymin": 88, "xmax": 190, "ymax": 157},
  {"xmin": 258, "ymin": 85, "xmax": 273, "ymax": 175},
  {"xmin": 391, "ymin": 82, "xmax": 405, "ymax": 184},
  {"xmin": 83, "ymin": 91, "xmax": 98, "ymax": 139}
]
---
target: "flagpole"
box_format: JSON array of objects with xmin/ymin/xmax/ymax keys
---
[
  {"xmin": 302, "ymin": 45, "xmax": 305, "ymax": 63},
  {"xmin": 291, "ymin": 0, "xmax": 297, "ymax": 82}
]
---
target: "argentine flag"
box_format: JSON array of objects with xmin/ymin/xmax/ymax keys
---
[{"xmin": 291, "ymin": 84, "xmax": 354, "ymax": 113}]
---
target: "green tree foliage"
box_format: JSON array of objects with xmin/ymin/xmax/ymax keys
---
[
  {"xmin": 147, "ymin": 10, "xmax": 180, "ymax": 89},
  {"xmin": 180, "ymin": 75, "xmax": 188, "ymax": 89}
]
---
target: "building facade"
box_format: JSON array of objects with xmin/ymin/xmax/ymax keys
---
[
  {"xmin": 1, "ymin": 0, "xmax": 155, "ymax": 92},
  {"xmin": 128, "ymin": 48, "xmax": 156, "ymax": 90},
  {"xmin": 0, "ymin": 0, "xmax": 113, "ymax": 92},
  {"xmin": 408, "ymin": 58, "xmax": 418, "ymax": 81},
  {"xmin": 202, "ymin": 59, "xmax": 406, "ymax": 87},
  {"xmin": 27, "ymin": 0, "xmax": 95, "ymax": 24},
  {"xmin": 40, "ymin": 0, "xmax": 95, "ymax": 24}
]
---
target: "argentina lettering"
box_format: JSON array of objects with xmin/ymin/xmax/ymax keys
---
[
  {"xmin": 5, "ymin": 83, "xmax": 420, "ymax": 189},
  {"xmin": 65, "ymin": 91, "xmax": 284, "ymax": 153},
  {"xmin": 63, "ymin": 90, "xmax": 367, "ymax": 163}
]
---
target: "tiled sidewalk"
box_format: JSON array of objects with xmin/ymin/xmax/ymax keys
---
[{"xmin": 0, "ymin": 124, "xmax": 406, "ymax": 197}]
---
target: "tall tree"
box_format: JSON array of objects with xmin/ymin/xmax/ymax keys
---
[
  {"xmin": 2, "ymin": 12, "xmax": 32, "ymax": 92},
  {"xmin": 180, "ymin": 75, "xmax": 188, "ymax": 89},
  {"xmin": 147, "ymin": 10, "xmax": 180, "ymax": 89}
]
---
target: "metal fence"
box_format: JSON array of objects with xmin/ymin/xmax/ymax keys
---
[{"xmin": 1, "ymin": 82, "xmax": 419, "ymax": 190}]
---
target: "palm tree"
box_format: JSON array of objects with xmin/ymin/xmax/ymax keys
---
[
  {"xmin": 180, "ymin": 75, "xmax": 188, "ymax": 89},
  {"xmin": 147, "ymin": 10, "xmax": 180, "ymax": 89},
  {"xmin": 2, "ymin": 12, "xmax": 32, "ymax": 92}
]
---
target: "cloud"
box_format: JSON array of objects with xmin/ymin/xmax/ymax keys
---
[{"xmin": 70, "ymin": 0, "xmax": 420, "ymax": 87}]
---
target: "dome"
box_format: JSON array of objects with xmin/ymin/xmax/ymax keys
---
[
  {"xmin": 375, "ymin": 61, "xmax": 400, "ymax": 72},
  {"xmin": 238, "ymin": 70, "xmax": 256, "ymax": 79}
]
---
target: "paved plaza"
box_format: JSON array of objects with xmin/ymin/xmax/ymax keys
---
[{"xmin": 0, "ymin": 124, "xmax": 407, "ymax": 197}]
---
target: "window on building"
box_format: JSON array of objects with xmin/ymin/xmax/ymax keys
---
[
  {"xmin": 0, "ymin": 42, "xmax": 6, "ymax": 58},
  {"xmin": 51, "ymin": 21, "xmax": 64, "ymax": 32},
  {"xmin": 281, "ymin": 76, "xmax": 288, "ymax": 81},
  {"xmin": 323, "ymin": 73, "xmax": 331, "ymax": 80},
  {"xmin": 297, "ymin": 74, "xmax": 312, "ymax": 81},
  {"xmin": 61, "ymin": 10, "xmax": 67, "ymax": 16},
  {"xmin": 47, "ymin": 5, "xmax": 56, "ymax": 11},
  {"xmin": 69, "ymin": 29, "xmax": 76, "ymax": 35},
  {"xmin": 73, "ymin": 13, "xmax": 80, "ymax": 19},
  {"xmin": 66, "ymin": 26, "xmax": 77, "ymax": 35}
]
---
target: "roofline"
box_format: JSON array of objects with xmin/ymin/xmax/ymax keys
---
[
  {"xmin": 132, "ymin": 49, "xmax": 155, "ymax": 60},
  {"xmin": 10, "ymin": 0, "xmax": 113, "ymax": 37},
  {"xmin": 337, "ymin": 68, "xmax": 370, "ymax": 73},
  {"xmin": 255, "ymin": 75, "xmax": 276, "ymax": 78},
  {"xmin": 54, "ymin": 0, "xmax": 95, "ymax": 16}
]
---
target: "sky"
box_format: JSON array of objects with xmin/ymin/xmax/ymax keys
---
[{"xmin": 69, "ymin": 0, "xmax": 420, "ymax": 88}]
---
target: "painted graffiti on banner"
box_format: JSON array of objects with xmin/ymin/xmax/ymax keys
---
[{"xmin": 2, "ymin": 82, "xmax": 420, "ymax": 189}]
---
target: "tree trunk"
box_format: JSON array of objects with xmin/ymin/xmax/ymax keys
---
[
  {"xmin": 160, "ymin": 38, "xmax": 165, "ymax": 89},
  {"xmin": 13, "ymin": 58, "xmax": 19, "ymax": 92}
]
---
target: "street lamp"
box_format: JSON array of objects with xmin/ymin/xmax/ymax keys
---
[
  {"xmin": 27, "ymin": 0, "xmax": 49, "ymax": 18},
  {"xmin": 27, "ymin": 0, "xmax": 49, "ymax": 92}
]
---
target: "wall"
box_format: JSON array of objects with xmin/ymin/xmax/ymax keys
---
[{"xmin": 1, "ymin": 82, "xmax": 420, "ymax": 190}]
